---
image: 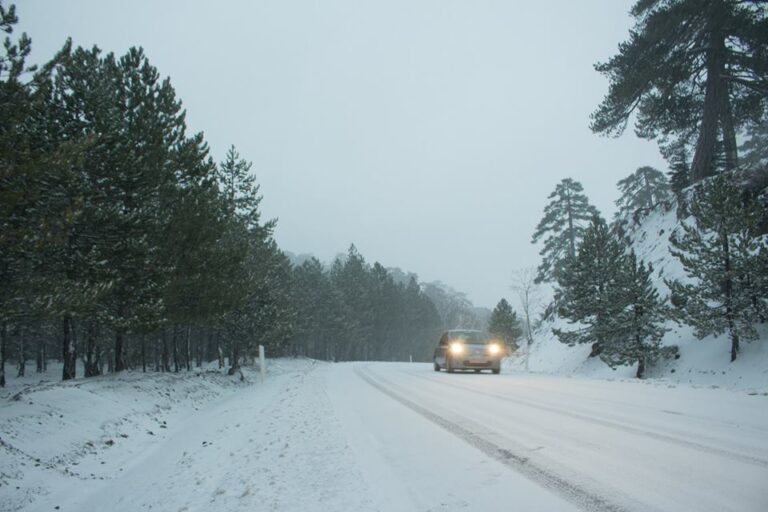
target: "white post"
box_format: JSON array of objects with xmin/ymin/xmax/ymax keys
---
[
  {"xmin": 409, "ymin": 354, "xmax": 413, "ymax": 363},
  {"xmin": 258, "ymin": 345, "xmax": 266, "ymax": 382}
]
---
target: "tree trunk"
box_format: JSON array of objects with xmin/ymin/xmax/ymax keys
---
[
  {"xmin": 565, "ymin": 189, "xmax": 576, "ymax": 260},
  {"xmin": 722, "ymin": 230, "xmax": 739, "ymax": 362},
  {"xmin": 162, "ymin": 329, "xmax": 170, "ymax": 372},
  {"xmin": 185, "ymin": 325, "xmax": 191, "ymax": 371},
  {"xmin": 0, "ymin": 321, "xmax": 7, "ymax": 387},
  {"xmin": 691, "ymin": 3, "xmax": 727, "ymax": 182},
  {"xmin": 154, "ymin": 335, "xmax": 160, "ymax": 372},
  {"xmin": 107, "ymin": 347, "xmax": 114, "ymax": 373},
  {"xmin": 229, "ymin": 340, "xmax": 240, "ymax": 374},
  {"xmin": 636, "ymin": 357, "xmax": 646, "ymax": 379},
  {"xmin": 198, "ymin": 327, "xmax": 208, "ymax": 368},
  {"xmin": 114, "ymin": 329, "xmax": 126, "ymax": 372},
  {"xmin": 216, "ymin": 330, "xmax": 224, "ymax": 369},
  {"xmin": 62, "ymin": 315, "xmax": 76, "ymax": 380},
  {"xmin": 141, "ymin": 334, "xmax": 146, "ymax": 373},
  {"xmin": 17, "ymin": 324, "xmax": 25, "ymax": 377},
  {"xmin": 720, "ymin": 86, "xmax": 738, "ymax": 171},
  {"xmin": 84, "ymin": 320, "xmax": 100, "ymax": 377},
  {"xmin": 36, "ymin": 337, "xmax": 46, "ymax": 373},
  {"xmin": 172, "ymin": 324, "xmax": 179, "ymax": 373}
]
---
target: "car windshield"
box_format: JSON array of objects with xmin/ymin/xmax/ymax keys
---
[{"xmin": 449, "ymin": 331, "xmax": 490, "ymax": 344}]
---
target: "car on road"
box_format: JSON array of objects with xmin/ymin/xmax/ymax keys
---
[{"xmin": 433, "ymin": 329, "xmax": 502, "ymax": 374}]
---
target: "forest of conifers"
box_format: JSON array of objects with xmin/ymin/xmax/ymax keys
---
[{"xmin": 0, "ymin": 4, "xmax": 494, "ymax": 385}]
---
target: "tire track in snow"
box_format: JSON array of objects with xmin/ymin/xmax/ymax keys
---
[
  {"xmin": 406, "ymin": 370, "xmax": 768, "ymax": 469},
  {"xmin": 354, "ymin": 365, "xmax": 633, "ymax": 512}
]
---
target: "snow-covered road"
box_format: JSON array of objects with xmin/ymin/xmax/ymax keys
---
[{"xmin": 7, "ymin": 361, "xmax": 768, "ymax": 512}]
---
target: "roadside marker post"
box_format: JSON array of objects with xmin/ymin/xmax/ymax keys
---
[{"xmin": 259, "ymin": 345, "xmax": 266, "ymax": 383}]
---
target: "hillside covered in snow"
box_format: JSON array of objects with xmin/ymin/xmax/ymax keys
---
[{"xmin": 514, "ymin": 200, "xmax": 768, "ymax": 393}]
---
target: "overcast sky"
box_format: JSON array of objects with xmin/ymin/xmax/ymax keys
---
[{"xmin": 18, "ymin": 0, "xmax": 666, "ymax": 309}]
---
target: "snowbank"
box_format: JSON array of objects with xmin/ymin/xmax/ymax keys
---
[{"xmin": 0, "ymin": 362, "xmax": 258, "ymax": 511}]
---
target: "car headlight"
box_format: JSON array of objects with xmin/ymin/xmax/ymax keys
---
[
  {"xmin": 487, "ymin": 343, "xmax": 501, "ymax": 355},
  {"xmin": 449, "ymin": 343, "xmax": 464, "ymax": 355}
]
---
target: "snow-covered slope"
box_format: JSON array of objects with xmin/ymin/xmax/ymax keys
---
[
  {"xmin": 0, "ymin": 362, "xmax": 258, "ymax": 511},
  {"xmin": 510, "ymin": 205, "xmax": 768, "ymax": 392}
]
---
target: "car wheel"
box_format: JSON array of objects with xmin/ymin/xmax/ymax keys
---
[
  {"xmin": 492, "ymin": 368, "xmax": 500, "ymax": 374},
  {"xmin": 433, "ymin": 361, "xmax": 440, "ymax": 372},
  {"xmin": 446, "ymin": 357, "xmax": 455, "ymax": 373}
]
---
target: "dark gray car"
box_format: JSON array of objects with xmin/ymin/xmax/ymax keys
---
[{"xmin": 433, "ymin": 329, "xmax": 502, "ymax": 374}]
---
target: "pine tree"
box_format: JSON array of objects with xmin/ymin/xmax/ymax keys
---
[
  {"xmin": 614, "ymin": 166, "xmax": 672, "ymax": 224},
  {"xmin": 553, "ymin": 216, "xmax": 627, "ymax": 358},
  {"xmin": 532, "ymin": 178, "xmax": 600, "ymax": 283},
  {"xmin": 0, "ymin": 2, "xmax": 34, "ymax": 386},
  {"xmin": 660, "ymin": 139, "xmax": 692, "ymax": 215},
  {"xmin": 290, "ymin": 258, "xmax": 334, "ymax": 359},
  {"xmin": 591, "ymin": 1, "xmax": 768, "ymax": 182},
  {"xmin": 329, "ymin": 245, "xmax": 375, "ymax": 361},
  {"xmin": 603, "ymin": 253, "xmax": 676, "ymax": 378},
  {"xmin": 216, "ymin": 147, "xmax": 279, "ymax": 372},
  {"xmin": 488, "ymin": 298, "xmax": 522, "ymax": 348},
  {"xmin": 667, "ymin": 174, "xmax": 767, "ymax": 362}
]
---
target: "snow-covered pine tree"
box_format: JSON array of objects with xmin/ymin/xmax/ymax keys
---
[
  {"xmin": 614, "ymin": 166, "xmax": 671, "ymax": 224},
  {"xmin": 667, "ymin": 174, "xmax": 767, "ymax": 362},
  {"xmin": 488, "ymin": 298, "xmax": 522, "ymax": 348},
  {"xmin": 553, "ymin": 215, "xmax": 626, "ymax": 358},
  {"xmin": 603, "ymin": 252, "xmax": 676, "ymax": 378},
  {"xmin": 531, "ymin": 178, "xmax": 600, "ymax": 283}
]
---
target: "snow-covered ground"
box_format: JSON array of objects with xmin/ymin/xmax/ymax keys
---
[
  {"xmin": 519, "ymin": 205, "xmax": 768, "ymax": 392},
  {"xmin": 2, "ymin": 360, "xmax": 767, "ymax": 512}
]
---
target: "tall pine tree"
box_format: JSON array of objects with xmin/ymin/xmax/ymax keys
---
[
  {"xmin": 604, "ymin": 253, "xmax": 675, "ymax": 378},
  {"xmin": 591, "ymin": 1, "xmax": 768, "ymax": 182},
  {"xmin": 554, "ymin": 216, "xmax": 627, "ymax": 358},
  {"xmin": 532, "ymin": 178, "xmax": 599, "ymax": 283}
]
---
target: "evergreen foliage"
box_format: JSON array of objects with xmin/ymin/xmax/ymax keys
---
[
  {"xmin": 553, "ymin": 216, "xmax": 627, "ymax": 357},
  {"xmin": 604, "ymin": 253, "xmax": 676, "ymax": 378},
  {"xmin": 591, "ymin": 0, "xmax": 768, "ymax": 182},
  {"xmin": 488, "ymin": 299, "xmax": 522, "ymax": 348},
  {"xmin": 288, "ymin": 248, "xmax": 443, "ymax": 363},
  {"xmin": 0, "ymin": 3, "xmax": 450, "ymax": 385},
  {"xmin": 660, "ymin": 139, "xmax": 692, "ymax": 211},
  {"xmin": 667, "ymin": 174, "xmax": 768, "ymax": 362},
  {"xmin": 614, "ymin": 166, "xmax": 672, "ymax": 224},
  {"xmin": 531, "ymin": 178, "xmax": 599, "ymax": 283},
  {"xmin": 555, "ymin": 217, "xmax": 677, "ymax": 377}
]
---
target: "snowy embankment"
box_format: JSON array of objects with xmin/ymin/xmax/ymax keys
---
[
  {"xmin": 0, "ymin": 362, "xmax": 258, "ymax": 511},
  {"xmin": 509, "ymin": 205, "xmax": 768, "ymax": 392}
]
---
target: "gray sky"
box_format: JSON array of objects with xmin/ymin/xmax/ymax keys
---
[{"xmin": 18, "ymin": 0, "xmax": 666, "ymax": 309}]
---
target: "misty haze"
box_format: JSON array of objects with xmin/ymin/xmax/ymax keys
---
[{"xmin": 1, "ymin": 1, "xmax": 767, "ymax": 512}]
